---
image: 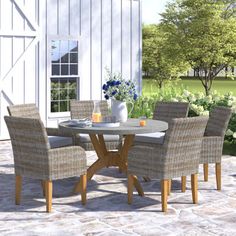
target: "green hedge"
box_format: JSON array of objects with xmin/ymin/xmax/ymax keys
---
[{"xmin": 129, "ymin": 88, "xmax": 236, "ymax": 144}]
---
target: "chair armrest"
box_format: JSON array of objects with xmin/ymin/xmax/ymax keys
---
[
  {"xmin": 48, "ymin": 146, "xmax": 87, "ymax": 180},
  {"xmin": 46, "ymin": 127, "xmax": 73, "ymax": 137}
]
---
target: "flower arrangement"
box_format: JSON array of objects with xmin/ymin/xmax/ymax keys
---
[{"xmin": 102, "ymin": 70, "xmax": 138, "ymax": 103}]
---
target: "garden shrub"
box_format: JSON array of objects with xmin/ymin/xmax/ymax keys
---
[{"xmin": 130, "ymin": 87, "xmax": 236, "ymax": 144}]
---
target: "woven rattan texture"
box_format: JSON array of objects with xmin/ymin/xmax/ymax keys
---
[
  {"xmin": 70, "ymin": 100, "xmax": 120, "ymax": 150},
  {"xmin": 128, "ymin": 116, "xmax": 208, "ymax": 179},
  {"xmin": 7, "ymin": 103, "xmax": 71, "ymax": 137},
  {"xmin": 200, "ymin": 106, "xmax": 232, "ymax": 164},
  {"xmin": 153, "ymin": 102, "xmax": 189, "ymax": 122},
  {"xmin": 5, "ymin": 116, "xmax": 86, "ymax": 180}
]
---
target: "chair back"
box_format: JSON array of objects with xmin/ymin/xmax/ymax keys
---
[
  {"xmin": 4, "ymin": 116, "xmax": 50, "ymax": 175},
  {"xmin": 7, "ymin": 103, "xmax": 40, "ymax": 119},
  {"xmin": 153, "ymin": 102, "xmax": 189, "ymax": 122},
  {"xmin": 70, "ymin": 100, "xmax": 109, "ymax": 119},
  {"xmin": 162, "ymin": 116, "xmax": 208, "ymax": 177},
  {"xmin": 204, "ymin": 106, "xmax": 232, "ymax": 137}
]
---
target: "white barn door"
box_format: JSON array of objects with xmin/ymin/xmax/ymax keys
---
[{"xmin": 0, "ymin": 0, "xmax": 39, "ymax": 139}]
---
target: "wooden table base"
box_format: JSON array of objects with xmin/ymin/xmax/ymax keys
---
[{"xmin": 74, "ymin": 134, "xmax": 144, "ymax": 196}]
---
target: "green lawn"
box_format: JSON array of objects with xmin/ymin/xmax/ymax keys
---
[{"xmin": 142, "ymin": 78, "xmax": 236, "ymax": 96}]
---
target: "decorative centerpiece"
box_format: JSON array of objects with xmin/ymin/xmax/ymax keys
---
[{"xmin": 102, "ymin": 70, "xmax": 138, "ymax": 122}]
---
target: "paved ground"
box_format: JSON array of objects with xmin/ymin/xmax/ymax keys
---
[{"xmin": 0, "ymin": 140, "xmax": 236, "ymax": 236}]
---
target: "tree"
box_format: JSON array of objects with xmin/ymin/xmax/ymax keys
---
[
  {"xmin": 142, "ymin": 24, "xmax": 188, "ymax": 88},
  {"xmin": 161, "ymin": 0, "xmax": 236, "ymax": 95}
]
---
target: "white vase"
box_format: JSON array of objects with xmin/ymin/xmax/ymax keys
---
[{"xmin": 111, "ymin": 99, "xmax": 128, "ymax": 122}]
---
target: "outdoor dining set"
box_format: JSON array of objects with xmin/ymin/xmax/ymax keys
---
[{"xmin": 4, "ymin": 100, "xmax": 232, "ymax": 213}]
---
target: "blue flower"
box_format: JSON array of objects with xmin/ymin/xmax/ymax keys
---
[
  {"xmin": 105, "ymin": 95, "xmax": 109, "ymax": 100},
  {"xmin": 115, "ymin": 81, "xmax": 121, "ymax": 86},
  {"xmin": 102, "ymin": 84, "xmax": 108, "ymax": 91},
  {"xmin": 111, "ymin": 81, "xmax": 116, "ymax": 86},
  {"xmin": 112, "ymin": 90, "xmax": 117, "ymax": 96},
  {"xmin": 133, "ymin": 94, "xmax": 138, "ymax": 101}
]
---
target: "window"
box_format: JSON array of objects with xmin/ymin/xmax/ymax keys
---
[{"xmin": 50, "ymin": 40, "xmax": 79, "ymax": 113}]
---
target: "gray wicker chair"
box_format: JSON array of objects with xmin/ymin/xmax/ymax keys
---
[
  {"xmin": 135, "ymin": 102, "xmax": 189, "ymax": 145},
  {"xmin": 7, "ymin": 104, "xmax": 73, "ymax": 148},
  {"xmin": 70, "ymin": 100, "xmax": 121, "ymax": 151},
  {"xmin": 127, "ymin": 116, "xmax": 208, "ymax": 212},
  {"xmin": 200, "ymin": 106, "xmax": 232, "ymax": 190},
  {"xmin": 4, "ymin": 116, "xmax": 87, "ymax": 213}
]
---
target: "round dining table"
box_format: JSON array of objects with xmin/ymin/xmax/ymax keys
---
[{"xmin": 59, "ymin": 118, "xmax": 168, "ymax": 196}]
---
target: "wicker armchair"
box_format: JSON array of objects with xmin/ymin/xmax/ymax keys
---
[
  {"xmin": 7, "ymin": 104, "xmax": 73, "ymax": 148},
  {"xmin": 4, "ymin": 116, "xmax": 87, "ymax": 213},
  {"xmin": 70, "ymin": 100, "xmax": 121, "ymax": 151},
  {"xmin": 201, "ymin": 106, "xmax": 232, "ymax": 190},
  {"xmin": 135, "ymin": 102, "xmax": 189, "ymax": 145},
  {"xmin": 127, "ymin": 116, "xmax": 208, "ymax": 212}
]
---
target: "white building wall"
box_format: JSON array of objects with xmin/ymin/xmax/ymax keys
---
[{"xmin": 0, "ymin": 0, "xmax": 142, "ymax": 139}]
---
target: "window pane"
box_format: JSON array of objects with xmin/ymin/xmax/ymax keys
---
[
  {"xmin": 68, "ymin": 78, "xmax": 77, "ymax": 89},
  {"xmin": 51, "ymin": 89, "xmax": 60, "ymax": 100},
  {"xmin": 52, "ymin": 64, "xmax": 60, "ymax": 75},
  {"xmin": 70, "ymin": 65, "xmax": 78, "ymax": 75},
  {"xmin": 51, "ymin": 102, "xmax": 59, "ymax": 112},
  {"xmin": 60, "ymin": 40, "xmax": 69, "ymax": 59},
  {"xmin": 59, "ymin": 78, "xmax": 68, "ymax": 88},
  {"xmin": 60, "ymin": 89, "xmax": 68, "ymax": 100},
  {"xmin": 61, "ymin": 54, "xmax": 69, "ymax": 63},
  {"xmin": 61, "ymin": 64, "xmax": 69, "ymax": 75},
  {"xmin": 60, "ymin": 101, "xmax": 68, "ymax": 112},
  {"xmin": 51, "ymin": 40, "xmax": 60, "ymax": 63},
  {"xmin": 69, "ymin": 89, "xmax": 76, "ymax": 99},
  {"xmin": 70, "ymin": 53, "xmax": 78, "ymax": 63},
  {"xmin": 69, "ymin": 41, "xmax": 78, "ymax": 52},
  {"xmin": 51, "ymin": 78, "xmax": 60, "ymax": 88}
]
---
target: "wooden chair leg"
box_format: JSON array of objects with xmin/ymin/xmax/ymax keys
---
[
  {"xmin": 168, "ymin": 179, "xmax": 172, "ymax": 195},
  {"xmin": 45, "ymin": 180, "xmax": 53, "ymax": 213},
  {"xmin": 215, "ymin": 163, "xmax": 221, "ymax": 191},
  {"xmin": 128, "ymin": 174, "xmax": 134, "ymax": 204},
  {"xmin": 181, "ymin": 176, "xmax": 186, "ymax": 192},
  {"xmin": 203, "ymin": 163, "xmax": 208, "ymax": 181},
  {"xmin": 80, "ymin": 174, "xmax": 87, "ymax": 205},
  {"xmin": 191, "ymin": 174, "xmax": 198, "ymax": 204},
  {"xmin": 41, "ymin": 180, "xmax": 46, "ymax": 197},
  {"xmin": 15, "ymin": 175, "xmax": 22, "ymax": 205},
  {"xmin": 161, "ymin": 179, "xmax": 168, "ymax": 212}
]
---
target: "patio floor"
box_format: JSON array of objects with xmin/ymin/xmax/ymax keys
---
[{"xmin": 0, "ymin": 140, "xmax": 236, "ymax": 236}]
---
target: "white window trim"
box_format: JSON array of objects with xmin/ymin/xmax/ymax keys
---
[{"xmin": 47, "ymin": 35, "xmax": 80, "ymax": 118}]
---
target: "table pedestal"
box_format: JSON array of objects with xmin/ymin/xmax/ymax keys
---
[{"xmin": 74, "ymin": 134, "xmax": 144, "ymax": 196}]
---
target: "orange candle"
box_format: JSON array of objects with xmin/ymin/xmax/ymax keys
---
[
  {"xmin": 139, "ymin": 120, "xmax": 146, "ymax": 127},
  {"xmin": 92, "ymin": 113, "xmax": 102, "ymax": 122}
]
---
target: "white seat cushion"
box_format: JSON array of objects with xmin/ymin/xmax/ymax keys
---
[
  {"xmin": 49, "ymin": 136, "xmax": 73, "ymax": 148},
  {"xmin": 78, "ymin": 134, "xmax": 120, "ymax": 143},
  {"xmin": 134, "ymin": 132, "xmax": 165, "ymax": 144}
]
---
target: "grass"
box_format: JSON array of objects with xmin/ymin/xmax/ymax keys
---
[{"xmin": 142, "ymin": 78, "xmax": 236, "ymax": 96}]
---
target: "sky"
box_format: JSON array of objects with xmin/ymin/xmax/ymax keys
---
[{"xmin": 142, "ymin": 0, "xmax": 171, "ymax": 24}]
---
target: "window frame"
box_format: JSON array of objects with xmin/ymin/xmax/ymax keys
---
[{"xmin": 47, "ymin": 35, "xmax": 80, "ymax": 118}]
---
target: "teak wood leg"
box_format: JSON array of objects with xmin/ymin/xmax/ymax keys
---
[
  {"xmin": 204, "ymin": 163, "xmax": 208, "ymax": 182},
  {"xmin": 191, "ymin": 174, "xmax": 198, "ymax": 204},
  {"xmin": 45, "ymin": 180, "xmax": 52, "ymax": 213},
  {"xmin": 215, "ymin": 163, "xmax": 221, "ymax": 191},
  {"xmin": 161, "ymin": 179, "xmax": 168, "ymax": 212},
  {"xmin": 15, "ymin": 175, "xmax": 22, "ymax": 205},
  {"xmin": 74, "ymin": 134, "xmax": 144, "ymax": 196},
  {"xmin": 181, "ymin": 176, "xmax": 186, "ymax": 192}
]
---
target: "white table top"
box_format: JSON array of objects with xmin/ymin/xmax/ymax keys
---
[{"xmin": 59, "ymin": 118, "xmax": 168, "ymax": 135}]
